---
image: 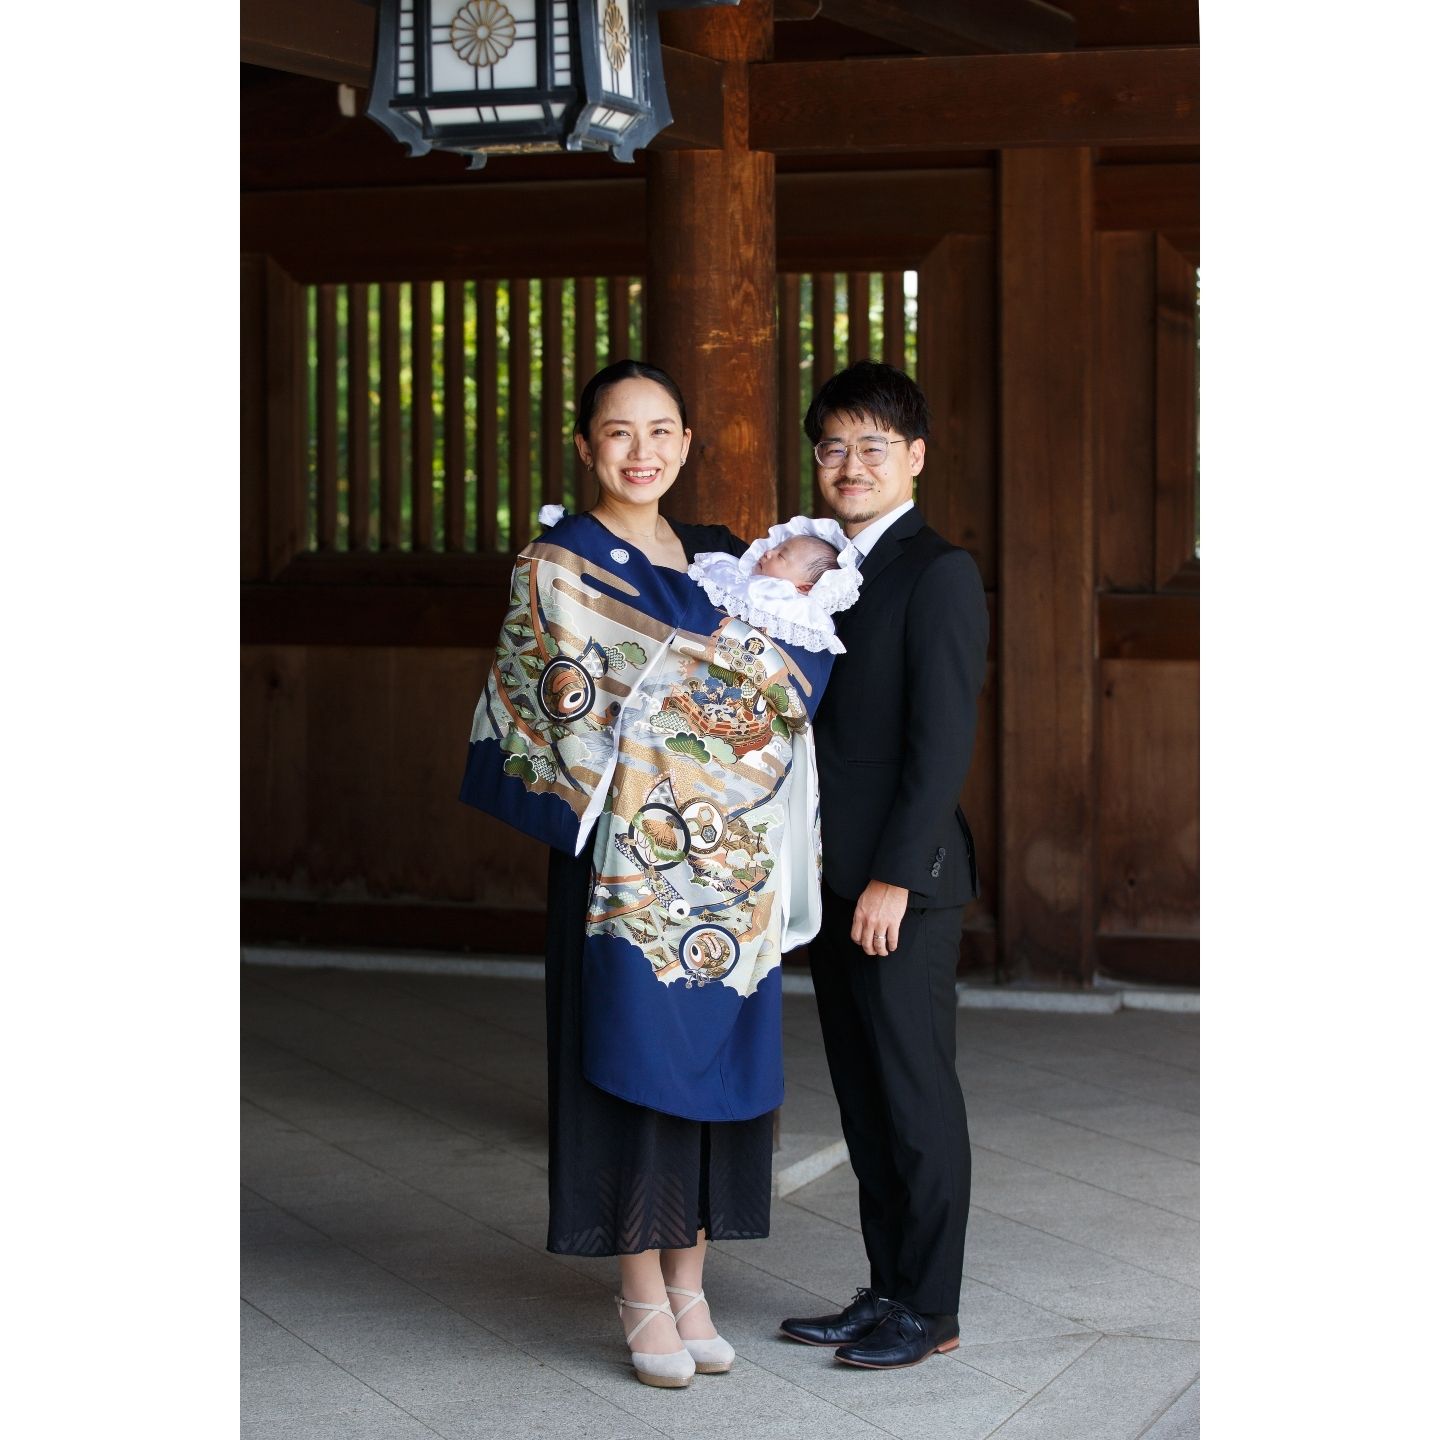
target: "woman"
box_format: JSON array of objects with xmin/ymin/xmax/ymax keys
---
[{"xmin": 459, "ymin": 361, "xmax": 834, "ymax": 1388}]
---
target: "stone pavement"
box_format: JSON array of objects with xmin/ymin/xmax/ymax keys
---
[{"xmin": 241, "ymin": 963, "xmax": 1199, "ymax": 1440}]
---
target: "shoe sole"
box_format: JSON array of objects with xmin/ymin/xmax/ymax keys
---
[
  {"xmin": 834, "ymin": 1338, "xmax": 959, "ymax": 1370},
  {"xmin": 694, "ymin": 1362, "xmax": 732, "ymax": 1374},
  {"xmin": 635, "ymin": 1372, "xmax": 692, "ymax": 1388}
]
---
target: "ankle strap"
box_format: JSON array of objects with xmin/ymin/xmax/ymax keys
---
[
  {"xmin": 614, "ymin": 1295, "xmax": 674, "ymax": 1345},
  {"xmin": 664, "ymin": 1285, "xmax": 707, "ymax": 1322}
]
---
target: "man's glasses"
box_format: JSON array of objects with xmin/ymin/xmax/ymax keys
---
[{"xmin": 813, "ymin": 437, "xmax": 905, "ymax": 469}]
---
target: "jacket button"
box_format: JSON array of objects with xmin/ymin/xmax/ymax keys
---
[{"xmin": 930, "ymin": 864, "xmax": 942, "ymax": 877}]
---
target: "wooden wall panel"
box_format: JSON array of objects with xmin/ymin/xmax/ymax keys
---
[
  {"xmin": 242, "ymin": 254, "xmax": 307, "ymax": 580},
  {"xmin": 917, "ymin": 233, "xmax": 996, "ymax": 583},
  {"xmin": 241, "ymin": 162, "xmax": 1199, "ymax": 985},
  {"xmin": 241, "ymin": 644, "xmax": 549, "ymax": 911},
  {"xmin": 956, "ymin": 654, "xmax": 998, "ymax": 972},
  {"xmin": 240, "ymin": 256, "xmax": 267, "ymax": 582},
  {"xmin": 1154, "ymin": 236, "xmax": 1199, "ymax": 588},
  {"xmin": 1098, "ymin": 659, "xmax": 1199, "ymax": 936},
  {"xmin": 240, "ymin": 645, "xmax": 309, "ymax": 878},
  {"xmin": 1095, "ymin": 232, "xmax": 1157, "ymax": 590}
]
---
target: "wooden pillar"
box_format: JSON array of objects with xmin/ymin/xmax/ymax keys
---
[
  {"xmin": 997, "ymin": 149, "xmax": 1097, "ymax": 984},
  {"xmin": 647, "ymin": 0, "xmax": 776, "ymax": 539},
  {"xmin": 241, "ymin": 253, "xmax": 307, "ymax": 581}
]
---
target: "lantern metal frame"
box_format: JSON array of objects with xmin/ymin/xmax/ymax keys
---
[{"xmin": 365, "ymin": 1, "xmax": 739, "ymax": 170}]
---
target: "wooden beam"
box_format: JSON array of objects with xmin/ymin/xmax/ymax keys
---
[
  {"xmin": 233, "ymin": 570, "xmax": 1196, "ymax": 665},
  {"xmin": 378, "ymin": 282, "xmax": 402, "ymax": 549},
  {"xmin": 476, "ymin": 280, "xmax": 500, "ymax": 550},
  {"xmin": 346, "ymin": 282, "xmax": 371, "ymax": 549},
  {"xmin": 241, "ymin": 0, "xmax": 726, "ymax": 149},
  {"xmin": 572, "ymin": 277, "xmax": 597, "ymax": 507},
  {"xmin": 816, "ymin": 1, "xmax": 1076, "ymax": 56},
  {"xmin": 241, "ymin": 170, "xmax": 993, "ymax": 280},
  {"xmin": 241, "ymin": 577, "xmax": 512, "ymax": 647},
  {"xmin": 777, "ymin": 273, "xmax": 802, "ymax": 521},
  {"xmin": 509, "ymin": 279, "xmax": 533, "ymax": 545},
  {"xmin": 410, "ymin": 280, "xmax": 435, "ymax": 550},
  {"xmin": 846, "ymin": 271, "xmax": 870, "ymax": 363},
  {"xmin": 240, "ymin": 0, "xmax": 374, "ymax": 86},
  {"xmin": 241, "ymin": 895, "xmax": 547, "ymax": 955},
  {"xmin": 654, "ymin": 46, "xmax": 728, "ymax": 149},
  {"xmin": 882, "ymin": 270, "xmax": 905, "ymax": 369},
  {"xmin": 443, "ymin": 279, "xmax": 467, "ymax": 550},
  {"xmin": 750, "ymin": 48, "xmax": 1199, "ymax": 153}
]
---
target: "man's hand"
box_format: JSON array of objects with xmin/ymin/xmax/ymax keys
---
[{"xmin": 851, "ymin": 880, "xmax": 909, "ymax": 956}]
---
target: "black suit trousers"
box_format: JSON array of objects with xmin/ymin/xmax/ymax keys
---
[{"xmin": 808, "ymin": 883, "xmax": 970, "ymax": 1316}]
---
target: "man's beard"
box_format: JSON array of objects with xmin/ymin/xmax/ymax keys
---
[{"xmin": 833, "ymin": 493, "xmax": 878, "ymax": 522}]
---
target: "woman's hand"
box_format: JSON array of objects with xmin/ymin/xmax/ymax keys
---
[{"xmin": 850, "ymin": 880, "xmax": 908, "ymax": 956}]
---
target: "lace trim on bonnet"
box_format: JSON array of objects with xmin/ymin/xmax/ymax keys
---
[{"xmin": 688, "ymin": 515, "xmax": 862, "ymax": 655}]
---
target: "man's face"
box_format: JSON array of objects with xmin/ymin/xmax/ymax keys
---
[{"xmin": 812, "ymin": 409, "xmax": 924, "ymax": 537}]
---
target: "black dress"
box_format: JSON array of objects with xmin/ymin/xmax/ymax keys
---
[{"xmin": 544, "ymin": 520, "xmax": 775, "ymax": 1257}]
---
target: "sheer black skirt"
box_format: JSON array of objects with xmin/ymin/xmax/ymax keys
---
[{"xmin": 544, "ymin": 839, "xmax": 775, "ymax": 1256}]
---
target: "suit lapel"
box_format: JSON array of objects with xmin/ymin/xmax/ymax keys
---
[
  {"xmin": 834, "ymin": 508, "xmax": 926, "ymax": 645},
  {"xmin": 858, "ymin": 506, "xmax": 925, "ymax": 588}
]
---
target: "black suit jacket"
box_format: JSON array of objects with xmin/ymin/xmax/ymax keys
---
[{"xmin": 814, "ymin": 508, "xmax": 989, "ymax": 907}]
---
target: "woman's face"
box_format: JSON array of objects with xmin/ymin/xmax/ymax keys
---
[{"xmin": 575, "ymin": 377, "xmax": 691, "ymax": 510}]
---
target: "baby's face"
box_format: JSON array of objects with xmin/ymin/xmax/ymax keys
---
[{"xmin": 753, "ymin": 537, "xmax": 833, "ymax": 591}]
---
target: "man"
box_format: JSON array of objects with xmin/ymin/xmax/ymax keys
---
[{"xmin": 779, "ymin": 362, "xmax": 989, "ymax": 1369}]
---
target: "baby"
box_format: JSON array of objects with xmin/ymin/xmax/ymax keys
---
[
  {"xmin": 688, "ymin": 515, "xmax": 862, "ymax": 655},
  {"xmin": 751, "ymin": 533, "xmax": 845, "ymax": 592}
]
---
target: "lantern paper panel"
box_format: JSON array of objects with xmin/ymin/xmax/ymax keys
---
[{"xmin": 369, "ymin": 0, "xmax": 582, "ymax": 164}]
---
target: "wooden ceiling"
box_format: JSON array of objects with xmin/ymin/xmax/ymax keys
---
[
  {"xmin": 770, "ymin": 1, "xmax": 1198, "ymax": 58},
  {"xmin": 240, "ymin": 1, "xmax": 1199, "ymax": 191}
]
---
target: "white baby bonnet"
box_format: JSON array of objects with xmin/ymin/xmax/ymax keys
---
[{"xmin": 688, "ymin": 515, "xmax": 862, "ymax": 655}]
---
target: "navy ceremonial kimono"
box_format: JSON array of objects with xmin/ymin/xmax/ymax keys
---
[{"xmin": 460, "ymin": 513, "xmax": 833, "ymax": 1122}]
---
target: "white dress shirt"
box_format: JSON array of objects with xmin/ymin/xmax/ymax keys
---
[{"xmin": 848, "ymin": 499, "xmax": 915, "ymax": 560}]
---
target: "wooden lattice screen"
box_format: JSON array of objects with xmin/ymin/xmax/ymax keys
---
[{"xmin": 304, "ymin": 271, "xmax": 918, "ymax": 554}]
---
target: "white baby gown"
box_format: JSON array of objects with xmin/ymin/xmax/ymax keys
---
[{"xmin": 686, "ymin": 514, "xmax": 863, "ymax": 655}]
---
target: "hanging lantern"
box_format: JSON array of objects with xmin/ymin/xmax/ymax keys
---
[{"xmin": 366, "ymin": 1, "xmax": 738, "ymax": 169}]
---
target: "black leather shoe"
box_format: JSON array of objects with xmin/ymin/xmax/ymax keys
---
[
  {"xmin": 834, "ymin": 1302, "xmax": 959, "ymax": 1369},
  {"xmin": 779, "ymin": 1286, "xmax": 887, "ymax": 1346}
]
